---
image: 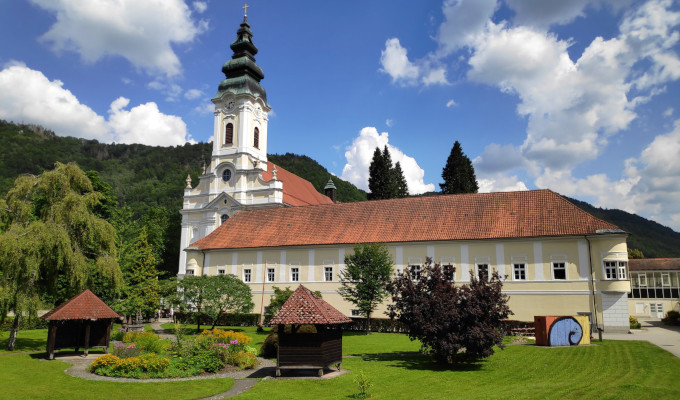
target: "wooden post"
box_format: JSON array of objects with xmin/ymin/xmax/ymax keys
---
[
  {"xmin": 83, "ymin": 320, "xmax": 91, "ymax": 356},
  {"xmin": 104, "ymin": 320, "xmax": 112, "ymax": 354},
  {"xmin": 46, "ymin": 323, "xmax": 57, "ymax": 360}
]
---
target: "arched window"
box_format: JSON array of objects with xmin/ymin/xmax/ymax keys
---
[
  {"xmin": 220, "ymin": 214, "xmax": 229, "ymax": 224},
  {"xmin": 254, "ymin": 127, "xmax": 259, "ymax": 149},
  {"xmin": 225, "ymin": 123, "xmax": 233, "ymax": 144}
]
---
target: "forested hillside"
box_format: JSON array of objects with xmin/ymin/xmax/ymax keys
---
[{"xmin": 0, "ymin": 120, "xmax": 366, "ymax": 275}]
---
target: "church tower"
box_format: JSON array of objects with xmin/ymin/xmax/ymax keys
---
[{"xmin": 178, "ymin": 11, "xmax": 284, "ymax": 276}]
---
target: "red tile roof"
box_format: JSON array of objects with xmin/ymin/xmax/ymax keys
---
[
  {"xmin": 629, "ymin": 258, "xmax": 680, "ymax": 271},
  {"xmin": 192, "ymin": 189, "xmax": 621, "ymax": 250},
  {"xmin": 269, "ymin": 285, "xmax": 352, "ymax": 325},
  {"xmin": 41, "ymin": 289, "xmax": 119, "ymax": 321},
  {"xmin": 262, "ymin": 161, "xmax": 333, "ymax": 206}
]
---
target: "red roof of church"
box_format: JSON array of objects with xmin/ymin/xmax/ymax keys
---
[
  {"xmin": 262, "ymin": 161, "xmax": 334, "ymax": 206},
  {"xmin": 41, "ymin": 289, "xmax": 119, "ymax": 321},
  {"xmin": 191, "ymin": 189, "xmax": 620, "ymax": 250},
  {"xmin": 629, "ymin": 258, "xmax": 680, "ymax": 271},
  {"xmin": 269, "ymin": 285, "xmax": 352, "ymax": 325}
]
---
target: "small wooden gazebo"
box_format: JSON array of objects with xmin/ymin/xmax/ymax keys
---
[
  {"xmin": 41, "ymin": 289, "xmax": 120, "ymax": 359},
  {"xmin": 269, "ymin": 285, "xmax": 352, "ymax": 377}
]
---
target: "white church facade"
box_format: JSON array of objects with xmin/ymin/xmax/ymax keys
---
[{"xmin": 179, "ymin": 14, "xmax": 632, "ymax": 333}]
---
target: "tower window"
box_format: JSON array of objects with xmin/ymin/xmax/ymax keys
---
[
  {"xmin": 225, "ymin": 123, "xmax": 233, "ymax": 144},
  {"xmin": 254, "ymin": 127, "xmax": 259, "ymax": 149},
  {"xmin": 220, "ymin": 214, "xmax": 229, "ymax": 224},
  {"xmin": 222, "ymin": 169, "xmax": 232, "ymax": 182}
]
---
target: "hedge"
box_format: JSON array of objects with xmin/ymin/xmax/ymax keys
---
[
  {"xmin": 343, "ymin": 317, "xmax": 409, "ymax": 333},
  {"xmin": 173, "ymin": 312, "xmax": 261, "ymax": 327}
]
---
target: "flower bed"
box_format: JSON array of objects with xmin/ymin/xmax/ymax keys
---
[{"xmin": 89, "ymin": 328, "xmax": 258, "ymax": 378}]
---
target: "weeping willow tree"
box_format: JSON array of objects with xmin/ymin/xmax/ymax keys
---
[{"xmin": 0, "ymin": 162, "xmax": 122, "ymax": 350}]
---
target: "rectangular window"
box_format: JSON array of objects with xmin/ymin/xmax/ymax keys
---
[
  {"xmin": 410, "ymin": 264, "xmax": 421, "ymax": 281},
  {"xmin": 325, "ymin": 266, "xmax": 333, "ymax": 282},
  {"xmin": 513, "ymin": 263, "xmax": 526, "ymax": 280},
  {"xmin": 291, "ymin": 267, "xmax": 299, "ymax": 282},
  {"xmin": 638, "ymin": 274, "xmax": 647, "ymax": 287},
  {"xmin": 553, "ymin": 262, "xmax": 566, "ymax": 280},
  {"xmin": 604, "ymin": 261, "xmax": 618, "ymax": 279},
  {"xmin": 217, "ymin": 269, "xmax": 225, "ymax": 275},
  {"xmin": 477, "ymin": 264, "xmax": 489, "ymax": 281},
  {"xmin": 351, "ymin": 309, "xmax": 362, "ymax": 317},
  {"xmin": 617, "ymin": 261, "xmax": 627, "ymax": 280},
  {"xmin": 243, "ymin": 268, "xmax": 252, "ymax": 283},
  {"xmin": 267, "ymin": 268, "xmax": 275, "ymax": 282},
  {"xmin": 662, "ymin": 273, "xmax": 671, "ymax": 286},
  {"xmin": 443, "ymin": 264, "xmax": 455, "ymax": 282},
  {"xmin": 186, "ymin": 269, "xmax": 195, "ymax": 276}
]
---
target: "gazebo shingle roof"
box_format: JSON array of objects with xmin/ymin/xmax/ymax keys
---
[
  {"xmin": 269, "ymin": 285, "xmax": 352, "ymax": 326},
  {"xmin": 41, "ymin": 289, "xmax": 119, "ymax": 321}
]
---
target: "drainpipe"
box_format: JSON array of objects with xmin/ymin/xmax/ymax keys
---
[{"xmin": 585, "ymin": 236, "xmax": 602, "ymax": 342}]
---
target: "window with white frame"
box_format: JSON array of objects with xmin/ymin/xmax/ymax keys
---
[
  {"xmin": 243, "ymin": 268, "xmax": 252, "ymax": 282},
  {"xmin": 324, "ymin": 266, "xmax": 333, "ymax": 282},
  {"xmin": 604, "ymin": 261, "xmax": 627, "ymax": 280},
  {"xmin": 638, "ymin": 273, "xmax": 647, "ymax": 287},
  {"xmin": 291, "ymin": 267, "xmax": 299, "ymax": 282},
  {"xmin": 477, "ymin": 264, "xmax": 489, "ymax": 281},
  {"xmin": 662, "ymin": 273, "xmax": 671, "ymax": 286},
  {"xmin": 351, "ymin": 309, "xmax": 362, "ymax": 317},
  {"xmin": 552, "ymin": 262, "xmax": 566, "ymax": 280},
  {"xmin": 443, "ymin": 264, "xmax": 455, "ymax": 282},
  {"xmin": 217, "ymin": 269, "xmax": 225, "ymax": 275},
  {"xmin": 410, "ymin": 264, "xmax": 421, "ymax": 281},
  {"xmin": 267, "ymin": 268, "xmax": 275, "ymax": 282},
  {"xmin": 513, "ymin": 263, "xmax": 526, "ymax": 280},
  {"xmin": 186, "ymin": 269, "xmax": 195, "ymax": 275}
]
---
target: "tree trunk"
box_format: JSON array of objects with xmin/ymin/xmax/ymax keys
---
[
  {"xmin": 365, "ymin": 311, "xmax": 371, "ymax": 335},
  {"xmin": 7, "ymin": 314, "xmax": 20, "ymax": 351}
]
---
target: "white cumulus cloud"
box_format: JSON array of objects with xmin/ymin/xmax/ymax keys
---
[
  {"xmin": 341, "ymin": 127, "xmax": 435, "ymax": 195},
  {"xmin": 0, "ymin": 64, "xmax": 193, "ymax": 146},
  {"xmin": 31, "ymin": 0, "xmax": 207, "ymax": 77}
]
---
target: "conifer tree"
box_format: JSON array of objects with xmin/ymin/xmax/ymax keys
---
[
  {"xmin": 368, "ymin": 146, "xmax": 390, "ymax": 200},
  {"xmin": 440, "ymin": 141, "xmax": 478, "ymax": 194},
  {"xmin": 368, "ymin": 146, "xmax": 409, "ymax": 199},
  {"xmin": 391, "ymin": 161, "xmax": 409, "ymax": 198}
]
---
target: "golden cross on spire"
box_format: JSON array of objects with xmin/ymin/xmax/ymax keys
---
[{"xmin": 243, "ymin": 3, "xmax": 249, "ymax": 18}]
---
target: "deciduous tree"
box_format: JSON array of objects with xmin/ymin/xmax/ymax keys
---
[
  {"xmin": 440, "ymin": 141, "xmax": 478, "ymax": 194},
  {"xmin": 339, "ymin": 243, "xmax": 394, "ymax": 334},
  {"xmin": 0, "ymin": 162, "xmax": 122, "ymax": 350},
  {"xmin": 179, "ymin": 275, "xmax": 253, "ymax": 331},
  {"xmin": 387, "ymin": 258, "xmax": 511, "ymax": 364}
]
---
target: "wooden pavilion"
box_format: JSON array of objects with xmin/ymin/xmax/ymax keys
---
[
  {"xmin": 41, "ymin": 289, "xmax": 120, "ymax": 359},
  {"xmin": 269, "ymin": 285, "xmax": 352, "ymax": 377}
]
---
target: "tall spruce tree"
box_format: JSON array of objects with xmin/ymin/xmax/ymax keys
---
[
  {"xmin": 368, "ymin": 146, "xmax": 409, "ymax": 199},
  {"xmin": 440, "ymin": 141, "xmax": 479, "ymax": 194},
  {"xmin": 391, "ymin": 161, "xmax": 409, "ymax": 198}
]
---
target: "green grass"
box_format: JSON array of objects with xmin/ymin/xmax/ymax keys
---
[
  {"xmin": 3, "ymin": 325, "xmax": 680, "ymax": 399},
  {"xmin": 236, "ymin": 340, "xmax": 680, "ymax": 399},
  {"xmin": 0, "ymin": 353, "xmax": 234, "ymax": 400},
  {"xmin": 0, "ymin": 328, "xmax": 49, "ymax": 353}
]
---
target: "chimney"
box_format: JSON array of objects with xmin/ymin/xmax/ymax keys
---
[{"xmin": 324, "ymin": 178, "xmax": 337, "ymax": 203}]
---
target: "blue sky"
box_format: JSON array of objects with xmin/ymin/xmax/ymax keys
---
[{"xmin": 1, "ymin": 0, "xmax": 679, "ymax": 232}]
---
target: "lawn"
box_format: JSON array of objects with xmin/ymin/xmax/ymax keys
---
[{"xmin": 2, "ymin": 324, "xmax": 680, "ymax": 399}]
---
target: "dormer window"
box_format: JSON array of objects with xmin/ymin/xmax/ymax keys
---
[
  {"xmin": 225, "ymin": 123, "xmax": 233, "ymax": 145},
  {"xmin": 220, "ymin": 214, "xmax": 229, "ymax": 224},
  {"xmin": 254, "ymin": 127, "xmax": 259, "ymax": 149}
]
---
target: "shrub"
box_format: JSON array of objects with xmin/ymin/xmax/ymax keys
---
[
  {"xmin": 89, "ymin": 354, "xmax": 120, "ymax": 372},
  {"xmin": 353, "ymin": 370, "xmax": 373, "ymax": 399},
  {"xmin": 662, "ymin": 310, "xmax": 680, "ymax": 326},
  {"xmin": 111, "ymin": 327, "xmax": 126, "ymax": 341},
  {"xmin": 231, "ymin": 350, "xmax": 257, "ymax": 369},
  {"xmin": 190, "ymin": 350, "xmax": 224, "ymax": 373},
  {"xmin": 629, "ymin": 315, "xmax": 641, "ymax": 329},
  {"xmin": 138, "ymin": 353, "xmax": 170, "ymax": 372},
  {"xmin": 112, "ymin": 342, "xmax": 141, "ymax": 358}
]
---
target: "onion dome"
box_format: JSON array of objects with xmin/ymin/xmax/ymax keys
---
[{"xmin": 215, "ymin": 15, "xmax": 267, "ymax": 103}]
